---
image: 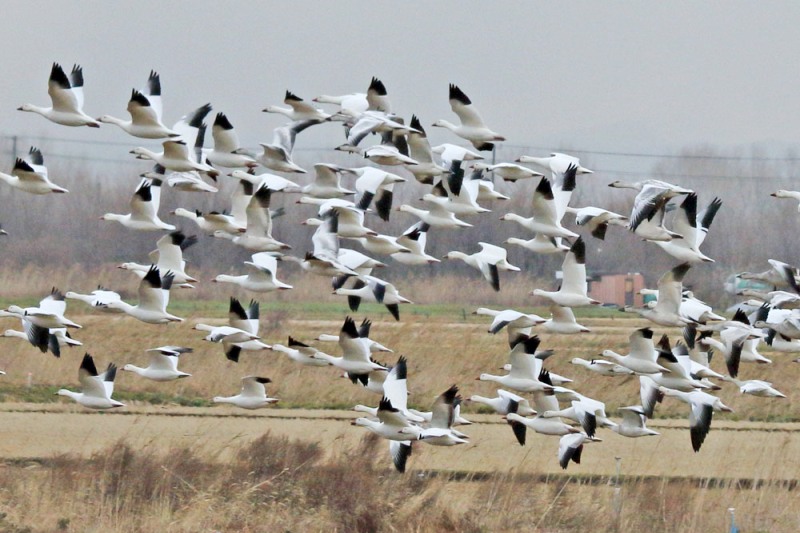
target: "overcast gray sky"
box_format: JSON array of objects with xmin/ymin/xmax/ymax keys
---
[{"xmin": 3, "ymin": 1, "xmax": 800, "ymax": 162}]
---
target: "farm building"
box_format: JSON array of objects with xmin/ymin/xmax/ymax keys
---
[{"xmin": 587, "ymin": 272, "xmax": 646, "ymax": 308}]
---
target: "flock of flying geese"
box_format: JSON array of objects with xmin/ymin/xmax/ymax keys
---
[{"xmin": 2, "ymin": 63, "xmax": 799, "ymax": 473}]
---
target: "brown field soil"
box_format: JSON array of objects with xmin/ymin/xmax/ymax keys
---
[{"xmin": 1, "ymin": 404, "xmax": 799, "ymax": 483}]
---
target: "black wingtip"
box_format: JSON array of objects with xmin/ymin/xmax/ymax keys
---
[
  {"xmin": 214, "ymin": 112, "xmax": 234, "ymax": 130},
  {"xmin": 448, "ymin": 83, "xmax": 471, "ymax": 105},
  {"xmin": 341, "ymin": 316, "xmax": 359, "ymax": 338},
  {"xmin": 80, "ymin": 353, "xmax": 98, "ymax": 376},
  {"xmin": 369, "ymin": 77, "xmax": 387, "ymax": 96}
]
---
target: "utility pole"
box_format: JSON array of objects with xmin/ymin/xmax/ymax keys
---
[{"xmin": 613, "ymin": 456, "xmax": 622, "ymax": 531}]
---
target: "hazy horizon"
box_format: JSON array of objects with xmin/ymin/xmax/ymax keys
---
[{"xmin": 3, "ymin": 1, "xmax": 800, "ymax": 169}]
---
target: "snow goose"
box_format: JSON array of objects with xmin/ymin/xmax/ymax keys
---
[
  {"xmin": 425, "ymin": 161, "xmax": 490, "ymax": 216},
  {"xmin": 649, "ymin": 335, "xmax": 713, "ymax": 391},
  {"xmin": 205, "ymin": 112, "xmax": 257, "ymax": 168},
  {"xmin": 256, "ymin": 120, "xmax": 316, "ymax": 174},
  {"xmin": 741, "ymin": 258, "xmax": 800, "ymax": 292},
  {"xmin": 230, "ymin": 169, "xmax": 302, "ymax": 193},
  {"xmin": 557, "ymin": 433, "xmax": 601, "ymax": 470},
  {"xmin": 97, "ymin": 71, "xmax": 178, "ymax": 138},
  {"xmin": 18, "ymin": 63, "xmax": 100, "ymax": 127},
  {"xmin": 333, "ymin": 275, "xmax": 412, "ymax": 320},
  {"xmin": 404, "ymin": 115, "xmax": 448, "ymax": 184},
  {"xmin": 478, "ymin": 336, "xmax": 555, "ymax": 393},
  {"xmin": 101, "ymin": 178, "xmax": 175, "ymax": 231},
  {"xmin": 0, "ymin": 147, "xmax": 68, "ymax": 194},
  {"xmin": 361, "ymin": 128, "xmax": 419, "ymax": 167},
  {"xmin": 398, "ymin": 201, "xmax": 473, "ymax": 229},
  {"xmin": 263, "ymin": 90, "xmax": 331, "ymax": 122},
  {"xmin": 654, "ymin": 194, "xmax": 722, "ymax": 263},
  {"xmin": 351, "ymin": 397, "xmax": 416, "ymax": 472},
  {"xmin": 101, "ymin": 266, "xmax": 182, "ymax": 324},
  {"xmin": 333, "ymin": 110, "xmax": 417, "ymax": 151},
  {"xmin": 278, "ymin": 215, "xmax": 357, "ymax": 278},
  {"xmin": 0, "ymin": 313, "xmax": 78, "ymax": 358},
  {"xmin": 531, "ymin": 237, "xmax": 600, "ymax": 307},
  {"xmin": 147, "ymin": 230, "xmax": 198, "ymax": 285},
  {"xmin": 468, "ymin": 389, "xmax": 536, "ymax": 416},
  {"xmin": 408, "ymin": 392, "xmax": 473, "ymax": 431},
  {"xmin": 312, "ymin": 92, "xmax": 368, "ymax": 114},
  {"xmin": 157, "ymin": 168, "xmax": 218, "ymax": 194},
  {"xmin": 499, "ymin": 178, "xmax": 579, "ymax": 239},
  {"xmin": 325, "ymin": 204, "xmax": 377, "ymax": 239},
  {"xmin": 334, "ymin": 248, "xmax": 386, "ymax": 283},
  {"xmin": 566, "ymin": 205, "xmax": 628, "ymax": 240},
  {"xmin": 504, "ymin": 391, "xmax": 582, "ymax": 445},
  {"xmin": 624, "ymin": 263, "xmax": 691, "ymax": 327},
  {"xmin": 505, "ymin": 409, "xmax": 582, "ymax": 446},
  {"xmin": 213, "ymin": 376, "xmax": 279, "ymax": 409},
  {"xmin": 570, "ymin": 358, "xmax": 633, "ymax": 376},
  {"xmin": 312, "ymin": 317, "xmax": 387, "ymax": 375},
  {"xmin": 316, "ymin": 318, "xmax": 393, "ymax": 354},
  {"xmin": 353, "ymin": 356, "xmax": 422, "ymax": 421},
  {"xmin": 516, "ymin": 153, "xmax": 593, "ymax": 179},
  {"xmin": 473, "ymin": 162, "xmax": 543, "ymax": 182},
  {"xmin": 444, "ymin": 242, "xmax": 519, "ymax": 292},
  {"xmin": 406, "ymin": 386, "xmax": 469, "ymax": 446},
  {"xmin": 542, "ymin": 305, "xmax": 591, "ymax": 334},
  {"xmin": 302, "ymin": 164, "xmax": 356, "ymax": 198},
  {"xmin": 771, "ymin": 189, "xmax": 800, "ymax": 211},
  {"xmin": 512, "ymin": 157, "xmax": 584, "ymax": 221},
  {"xmin": 173, "ymin": 208, "xmax": 245, "ymax": 235},
  {"xmin": 270, "ymin": 337, "xmax": 331, "ymax": 367},
  {"xmin": 764, "ymin": 328, "xmax": 800, "ymax": 353},
  {"xmin": 351, "ymin": 232, "xmax": 410, "ymax": 257},
  {"xmin": 131, "ymin": 139, "xmax": 217, "ymax": 175},
  {"xmin": 65, "ymin": 287, "xmax": 123, "ymax": 313},
  {"xmin": 659, "ymin": 387, "xmax": 733, "ymax": 452},
  {"xmin": 195, "ymin": 322, "xmax": 259, "ymax": 347},
  {"xmin": 345, "ymin": 363, "xmax": 390, "ymax": 394},
  {"xmin": 473, "ymin": 307, "xmax": 546, "ymax": 345},
  {"xmin": 700, "ymin": 310, "xmax": 767, "ymax": 377},
  {"xmin": 431, "ymin": 143, "xmax": 484, "ymax": 167},
  {"xmin": 505, "ymin": 234, "xmax": 569, "ymax": 255},
  {"xmin": 214, "ymin": 185, "xmax": 290, "ymax": 252},
  {"xmin": 610, "ymin": 179, "xmax": 693, "ymax": 235},
  {"xmin": 600, "ymin": 327, "xmax": 670, "ymax": 375},
  {"xmin": 6, "ymin": 288, "xmax": 81, "ymax": 330},
  {"xmin": 543, "ymin": 384, "xmax": 615, "ymax": 438},
  {"xmin": 722, "ymin": 376, "xmax": 786, "ymax": 398},
  {"xmin": 225, "ymin": 298, "xmax": 271, "ymax": 357},
  {"xmin": 352, "ymin": 167, "xmax": 406, "ymax": 221},
  {"xmin": 365, "ymin": 77, "xmax": 392, "ymax": 112},
  {"xmin": 57, "ymin": 354, "xmax": 123, "ymax": 409},
  {"xmin": 391, "ymin": 223, "xmax": 439, "ymax": 265},
  {"xmin": 123, "ymin": 346, "xmax": 192, "ymax": 381},
  {"xmin": 432, "ymin": 84, "xmax": 505, "ymax": 151},
  {"xmin": 213, "ymin": 252, "xmax": 292, "ymax": 292}
]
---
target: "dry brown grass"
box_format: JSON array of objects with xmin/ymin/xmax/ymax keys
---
[{"xmin": 0, "ymin": 433, "xmax": 796, "ymax": 533}]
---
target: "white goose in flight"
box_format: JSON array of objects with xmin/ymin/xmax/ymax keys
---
[
  {"xmin": 531, "ymin": 237, "xmax": 600, "ymax": 307},
  {"xmin": 123, "ymin": 346, "xmax": 192, "ymax": 381},
  {"xmin": 213, "ymin": 376, "xmax": 279, "ymax": 409},
  {"xmin": 57, "ymin": 354, "xmax": 123, "ymax": 409},
  {"xmin": 432, "ymin": 84, "xmax": 505, "ymax": 151},
  {"xmin": 0, "ymin": 147, "xmax": 69, "ymax": 194},
  {"xmin": 444, "ymin": 242, "xmax": 519, "ymax": 292},
  {"xmin": 97, "ymin": 71, "xmax": 178, "ymax": 138},
  {"xmin": 18, "ymin": 63, "xmax": 100, "ymax": 127}
]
